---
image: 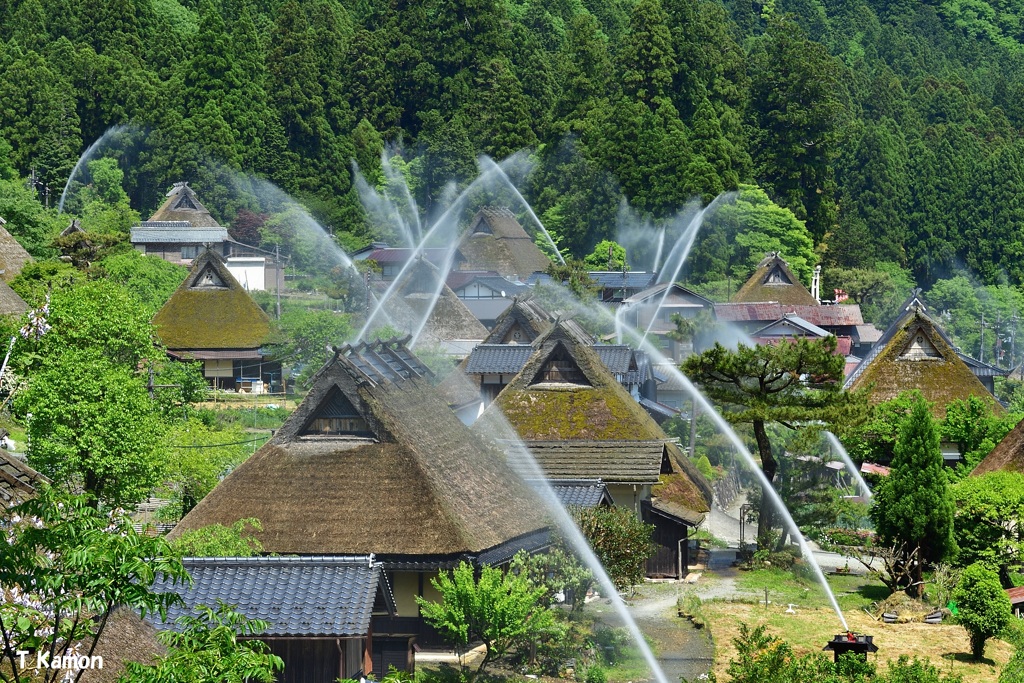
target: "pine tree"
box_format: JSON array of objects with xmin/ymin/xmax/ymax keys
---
[
  {"xmin": 619, "ymin": 0, "xmax": 677, "ymax": 106},
  {"xmin": 871, "ymin": 394, "xmax": 955, "ymax": 597}
]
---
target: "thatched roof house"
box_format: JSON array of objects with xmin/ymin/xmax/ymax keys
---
[
  {"xmin": 731, "ymin": 252, "xmax": 817, "ymax": 306},
  {"xmin": 78, "ymin": 607, "xmax": 165, "ymax": 683},
  {"xmin": 170, "ymin": 337, "xmax": 549, "ymax": 650},
  {"xmin": 0, "ymin": 216, "xmax": 32, "ymax": 282},
  {"xmin": 843, "ymin": 293, "xmax": 1000, "ymax": 419},
  {"xmin": 475, "ymin": 322, "xmax": 711, "ymax": 576},
  {"xmin": 152, "ymin": 249, "xmax": 279, "ymax": 391},
  {"xmin": 130, "ymin": 183, "xmax": 231, "ymax": 264},
  {"xmin": 170, "ymin": 336, "xmax": 547, "ymax": 557},
  {"xmin": 456, "ymin": 207, "xmax": 551, "ymax": 280},
  {"xmin": 972, "ymin": 420, "xmax": 1024, "ymax": 476},
  {"xmin": 148, "ymin": 182, "xmax": 221, "ymax": 227},
  {"xmin": 0, "ymin": 450, "xmax": 48, "ymax": 507},
  {"xmin": 375, "ymin": 257, "xmax": 487, "ymax": 354}
]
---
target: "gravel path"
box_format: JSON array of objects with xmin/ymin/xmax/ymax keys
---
[{"xmin": 591, "ymin": 584, "xmax": 714, "ymax": 683}]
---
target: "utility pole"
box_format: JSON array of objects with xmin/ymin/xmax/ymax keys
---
[
  {"xmin": 275, "ymin": 244, "xmax": 281, "ymax": 320},
  {"xmin": 980, "ymin": 312, "xmax": 986, "ymax": 364}
]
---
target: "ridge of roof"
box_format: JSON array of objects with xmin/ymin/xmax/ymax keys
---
[{"xmin": 731, "ymin": 252, "xmax": 817, "ymax": 306}]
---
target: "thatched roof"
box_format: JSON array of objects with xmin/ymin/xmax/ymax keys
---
[
  {"xmin": 731, "ymin": 253, "xmax": 817, "ymax": 306},
  {"xmin": 972, "ymin": 419, "xmax": 1024, "ymax": 476},
  {"xmin": 844, "ymin": 297, "xmax": 999, "ymax": 418},
  {"xmin": 457, "ymin": 207, "xmax": 551, "ymax": 280},
  {"xmin": 152, "ymin": 250, "xmax": 273, "ymax": 350},
  {"xmin": 147, "ymin": 182, "xmax": 221, "ymax": 227},
  {"xmin": 483, "ymin": 294, "xmax": 592, "ymax": 345},
  {"xmin": 169, "ymin": 338, "xmax": 548, "ymax": 559},
  {"xmin": 0, "ymin": 221, "xmax": 32, "ymax": 282},
  {"xmin": 0, "ymin": 449, "xmax": 48, "ymax": 507},
  {"xmin": 0, "ymin": 279, "xmax": 27, "ymax": 316},
  {"xmin": 477, "ymin": 323, "xmax": 712, "ymax": 515},
  {"xmin": 376, "ymin": 258, "xmax": 487, "ymax": 343},
  {"xmin": 79, "ymin": 607, "xmax": 165, "ymax": 683}
]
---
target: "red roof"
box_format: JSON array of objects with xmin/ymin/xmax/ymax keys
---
[
  {"xmin": 1006, "ymin": 587, "xmax": 1024, "ymax": 605},
  {"xmin": 716, "ymin": 303, "xmax": 864, "ymax": 326},
  {"xmin": 860, "ymin": 463, "xmax": 890, "ymax": 476},
  {"xmin": 749, "ymin": 336, "xmax": 852, "ymax": 355},
  {"xmin": 366, "ymin": 248, "xmax": 449, "ymax": 264}
]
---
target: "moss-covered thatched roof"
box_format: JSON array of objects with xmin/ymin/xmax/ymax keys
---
[
  {"xmin": 972, "ymin": 419, "xmax": 1024, "ymax": 476},
  {"xmin": 480, "ymin": 324, "xmax": 666, "ymax": 441},
  {"xmin": 170, "ymin": 338, "xmax": 548, "ymax": 557},
  {"xmin": 731, "ymin": 253, "xmax": 817, "ymax": 306},
  {"xmin": 846, "ymin": 307, "xmax": 999, "ymax": 419},
  {"xmin": 152, "ymin": 250, "xmax": 273, "ymax": 350},
  {"xmin": 457, "ymin": 207, "xmax": 551, "ymax": 279},
  {"xmin": 476, "ymin": 323, "xmax": 712, "ymax": 515},
  {"xmin": 147, "ymin": 182, "xmax": 221, "ymax": 227}
]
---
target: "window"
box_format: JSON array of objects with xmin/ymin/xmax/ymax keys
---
[
  {"xmin": 308, "ymin": 417, "xmax": 369, "ymax": 434},
  {"xmin": 181, "ymin": 245, "xmax": 199, "ymax": 259}
]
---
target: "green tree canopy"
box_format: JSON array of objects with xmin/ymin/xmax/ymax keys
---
[{"xmin": 682, "ymin": 338, "xmax": 866, "ymax": 545}]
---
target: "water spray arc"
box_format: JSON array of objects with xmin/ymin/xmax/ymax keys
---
[
  {"xmin": 58, "ymin": 125, "xmax": 128, "ymax": 214},
  {"xmin": 536, "ymin": 282, "xmax": 851, "ymax": 631},
  {"xmin": 825, "ymin": 431, "xmax": 873, "ymax": 500}
]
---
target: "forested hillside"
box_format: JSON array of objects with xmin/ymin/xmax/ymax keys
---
[{"xmin": 2, "ymin": 0, "xmax": 1024, "ymax": 317}]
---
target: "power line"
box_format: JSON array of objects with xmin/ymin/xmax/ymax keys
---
[{"xmin": 169, "ymin": 436, "xmax": 270, "ymax": 449}]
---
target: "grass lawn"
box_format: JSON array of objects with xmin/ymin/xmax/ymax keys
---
[{"xmin": 701, "ymin": 568, "xmax": 1013, "ymax": 682}]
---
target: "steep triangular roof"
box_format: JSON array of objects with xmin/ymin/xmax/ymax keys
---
[
  {"xmin": 844, "ymin": 296, "xmax": 999, "ymax": 418},
  {"xmin": 148, "ymin": 182, "xmax": 221, "ymax": 227},
  {"xmin": 384, "ymin": 258, "xmax": 488, "ymax": 343},
  {"xmin": 972, "ymin": 419, "xmax": 1024, "ymax": 477},
  {"xmin": 476, "ymin": 323, "xmax": 711, "ymax": 514},
  {"xmin": 731, "ymin": 252, "xmax": 817, "ymax": 306},
  {"xmin": 483, "ymin": 294, "xmax": 592, "ymax": 346},
  {"xmin": 0, "ymin": 220, "xmax": 32, "ymax": 282},
  {"xmin": 457, "ymin": 207, "xmax": 551, "ymax": 280},
  {"xmin": 152, "ymin": 250, "xmax": 273, "ymax": 350},
  {"xmin": 169, "ymin": 338, "xmax": 548, "ymax": 557}
]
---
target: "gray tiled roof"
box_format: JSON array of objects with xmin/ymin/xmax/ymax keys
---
[
  {"xmin": 592, "ymin": 345, "xmax": 634, "ymax": 373},
  {"xmin": 130, "ymin": 226, "xmax": 229, "ymax": 244},
  {"xmin": 639, "ymin": 397, "xmax": 680, "ymax": 420},
  {"xmin": 587, "ymin": 271, "xmax": 658, "ymax": 289},
  {"xmin": 153, "ymin": 556, "xmax": 392, "ymax": 637},
  {"xmin": 516, "ymin": 440, "xmax": 666, "ymax": 484},
  {"xmin": 546, "ymin": 479, "xmax": 611, "ymax": 508},
  {"xmin": 465, "ymin": 344, "xmax": 535, "ymax": 374}
]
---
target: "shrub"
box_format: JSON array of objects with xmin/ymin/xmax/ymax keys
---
[
  {"xmin": 584, "ymin": 665, "xmax": 607, "ymax": 683},
  {"xmin": 954, "ymin": 562, "xmax": 1011, "ymax": 660}
]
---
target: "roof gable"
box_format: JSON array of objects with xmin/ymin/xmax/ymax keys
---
[
  {"xmin": 753, "ymin": 315, "xmax": 829, "ymax": 339},
  {"xmin": 148, "ymin": 182, "xmax": 221, "ymax": 227},
  {"xmin": 479, "ymin": 323, "xmax": 666, "ymax": 442},
  {"xmin": 458, "ymin": 207, "xmax": 551, "ymax": 279},
  {"xmin": 731, "ymin": 253, "xmax": 817, "ymax": 306},
  {"xmin": 845, "ymin": 308, "xmax": 999, "ymax": 418},
  {"xmin": 152, "ymin": 250, "xmax": 273, "ymax": 350}
]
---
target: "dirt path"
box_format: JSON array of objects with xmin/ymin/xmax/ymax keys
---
[{"xmin": 590, "ymin": 583, "xmax": 714, "ymax": 683}]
